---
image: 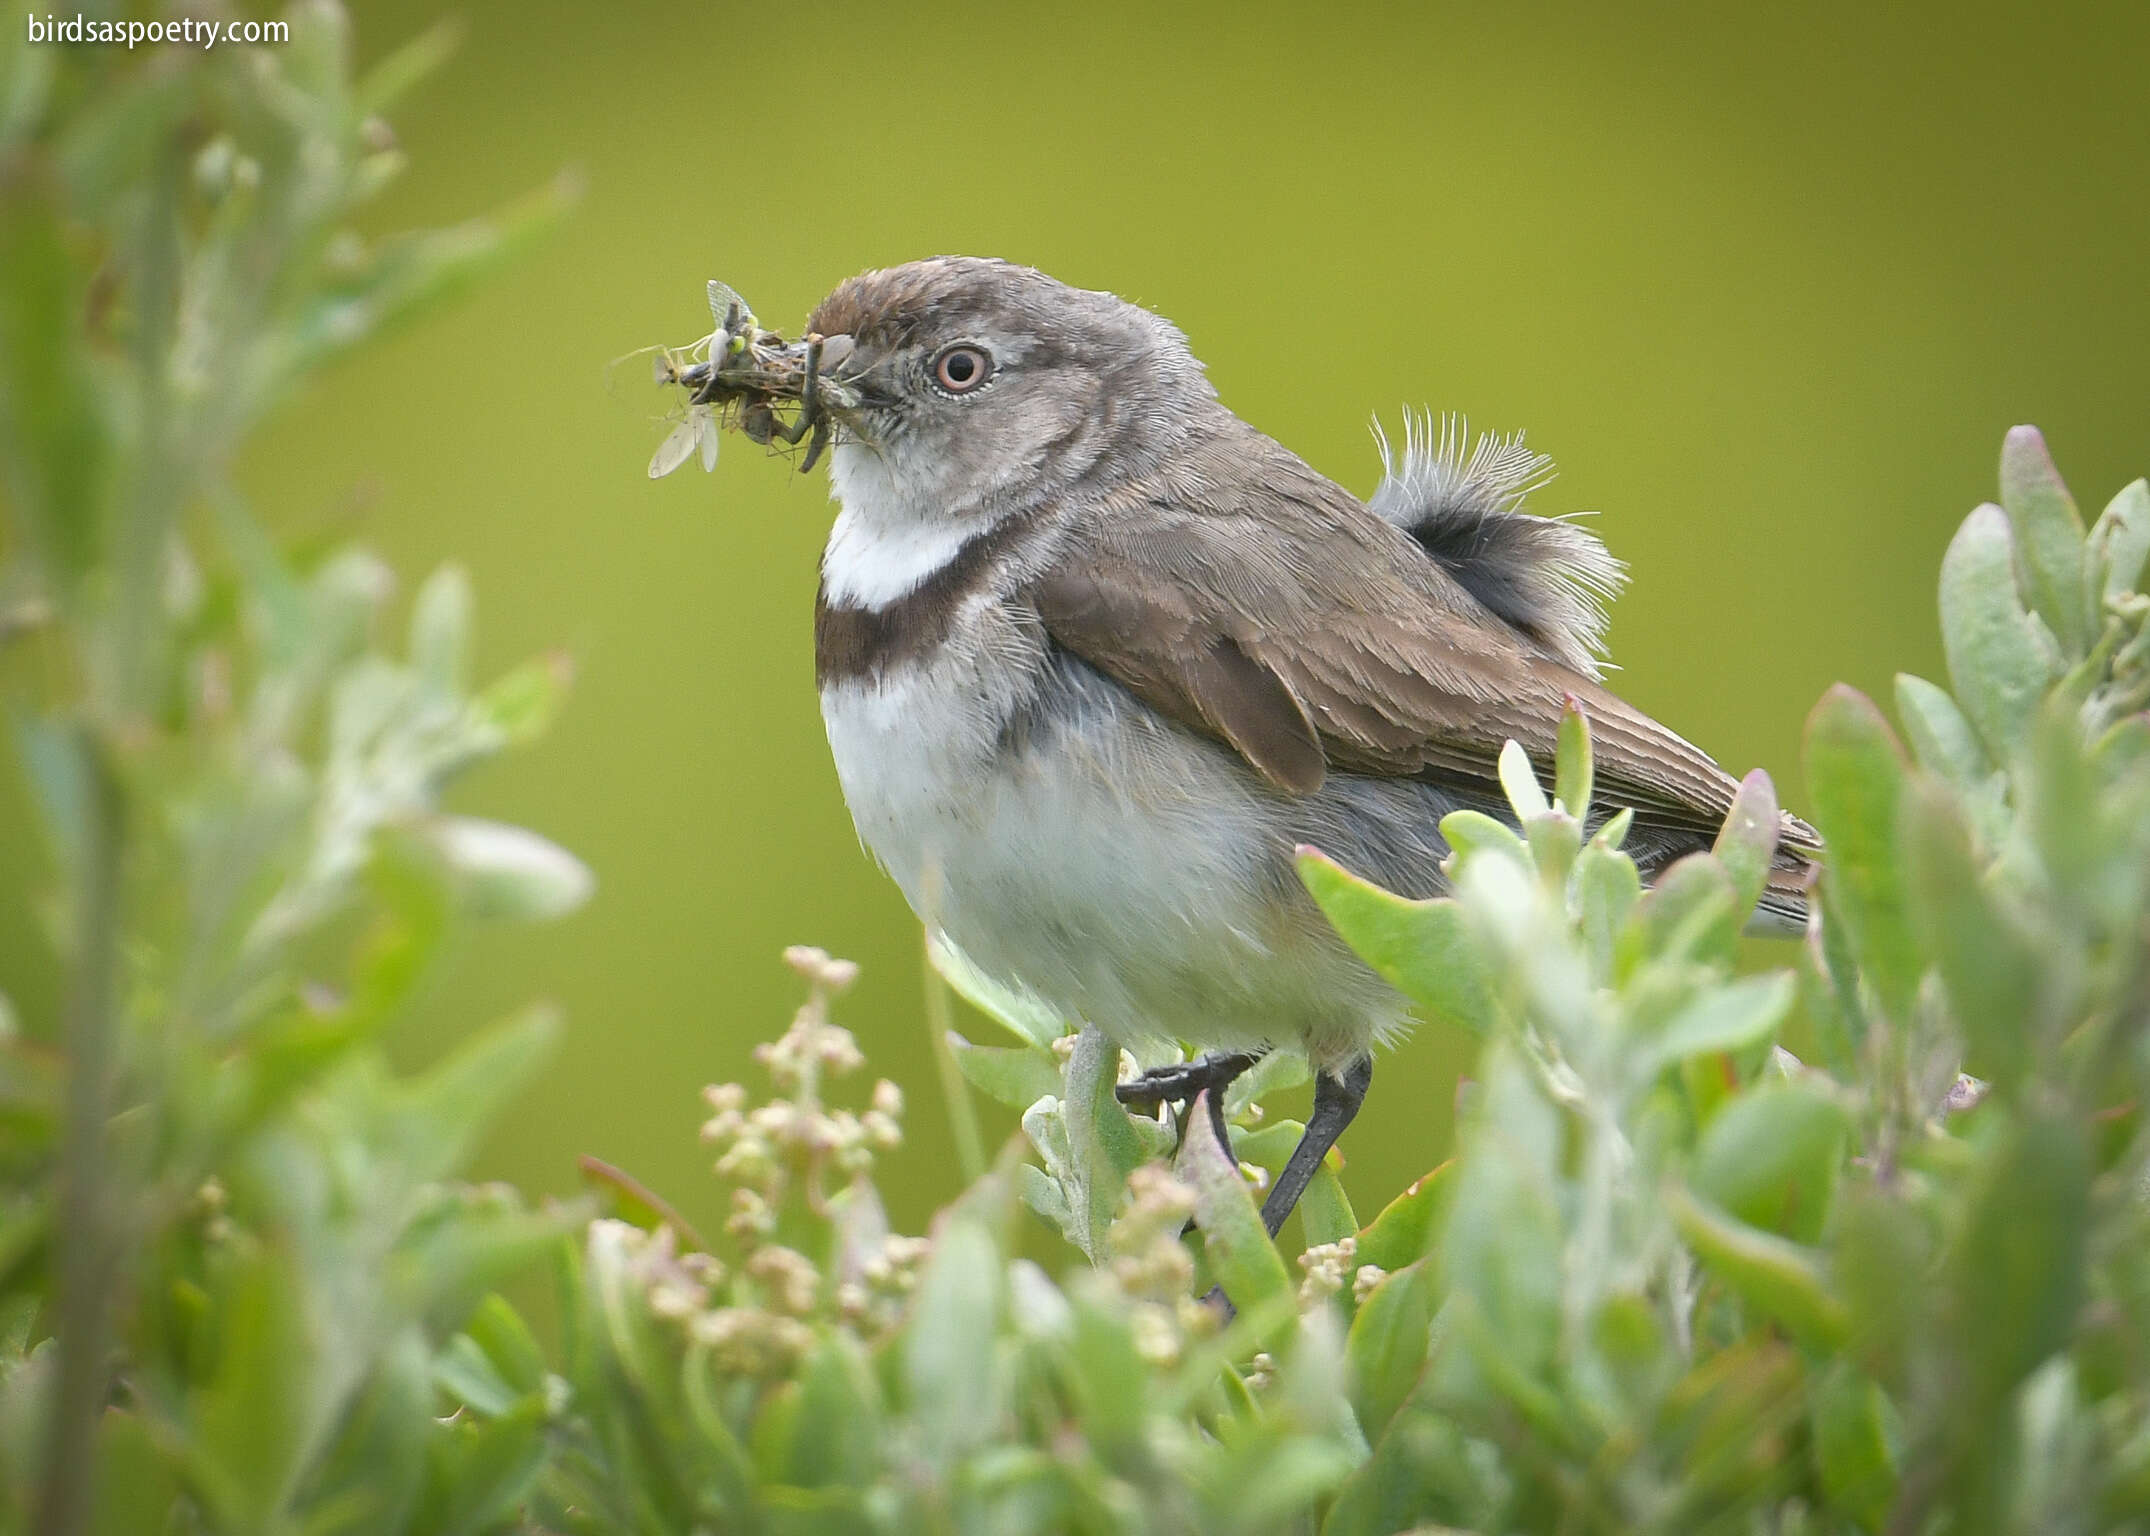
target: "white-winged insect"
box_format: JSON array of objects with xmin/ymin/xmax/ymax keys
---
[
  {"xmin": 705, "ymin": 279, "xmax": 754, "ymax": 338},
  {"xmin": 647, "ymin": 382, "xmax": 721, "ymax": 478},
  {"xmin": 644, "ymin": 281, "xmax": 762, "ymax": 479}
]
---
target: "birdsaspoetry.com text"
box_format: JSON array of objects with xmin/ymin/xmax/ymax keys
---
[{"xmin": 25, "ymin": 13, "xmax": 288, "ymax": 48}]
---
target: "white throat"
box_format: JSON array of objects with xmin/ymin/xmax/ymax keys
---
[
  {"xmin": 821, "ymin": 507, "xmax": 978, "ymax": 611},
  {"xmin": 821, "ymin": 440, "xmax": 983, "ymax": 611}
]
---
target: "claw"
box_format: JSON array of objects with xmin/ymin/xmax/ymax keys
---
[
  {"xmin": 1114, "ymin": 1051, "xmax": 1264, "ymax": 1107},
  {"xmin": 800, "ymin": 415, "xmax": 831, "ymax": 474},
  {"xmin": 1116, "ymin": 1057, "xmax": 1261, "ymax": 1188}
]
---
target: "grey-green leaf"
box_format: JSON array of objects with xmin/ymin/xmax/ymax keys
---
[
  {"xmin": 928, "ymin": 931, "xmax": 1067, "ymax": 1047},
  {"xmin": 1224, "ymin": 1048, "xmax": 1311, "ymax": 1121},
  {"xmin": 1939, "ymin": 503, "xmax": 2061, "ymax": 761},
  {"xmin": 2088, "ymin": 477, "xmax": 2150, "ymax": 603},
  {"xmin": 1803, "ymin": 685, "xmax": 1921, "ymax": 1021},
  {"xmin": 1952, "ymin": 1117, "xmax": 2089, "ymax": 1413},
  {"xmin": 1575, "ymin": 841, "xmax": 1641, "ymax": 984},
  {"xmin": 1498, "ymin": 738, "xmax": 1550, "ymax": 820},
  {"xmin": 1640, "ymin": 972, "xmax": 1795, "ymax": 1080},
  {"xmin": 948, "ymin": 1034, "xmax": 1062, "ymax": 1112},
  {"xmin": 1667, "ymin": 1187, "xmax": 1849, "ymax": 1348},
  {"xmin": 1810, "ymin": 1362, "xmax": 1898, "ymax": 1528},
  {"xmin": 398, "ymin": 1004, "xmax": 562, "ymax": 1188},
  {"xmin": 1893, "ymin": 673, "xmax": 1990, "ymax": 789},
  {"xmin": 426, "ymin": 817, "xmax": 593, "ymax": 922},
  {"xmin": 1901, "ymin": 779, "xmax": 2040, "ymax": 1090},
  {"xmin": 1176, "ymin": 1089, "xmax": 1291, "ymax": 1314},
  {"xmin": 1442, "ymin": 1047, "xmax": 1562, "ymax": 1379},
  {"xmin": 1064, "ymin": 1027, "xmax": 1146, "ymax": 1257},
  {"xmin": 1019, "ymin": 1028, "xmax": 1146, "ymax": 1262},
  {"xmin": 469, "ymin": 652, "xmax": 572, "ymax": 749},
  {"xmin": 1298, "ymin": 847, "xmax": 1499, "ymax": 1038},
  {"xmin": 1353, "ymin": 1162, "xmax": 1454, "ymax": 1272},
  {"xmin": 1346, "ymin": 1259, "xmax": 1438, "ymax": 1443},
  {"xmin": 1436, "ymin": 809, "xmax": 1529, "ymax": 871},
  {"xmin": 1690, "ymin": 1082, "xmax": 1849, "ymax": 1243},
  {"xmin": 190, "ymin": 1248, "xmax": 318, "ymax": 1530},
  {"xmin": 408, "ymin": 563, "xmax": 472, "ymax": 696},
  {"xmin": 1998, "ymin": 425, "xmax": 2090, "ymax": 657},
  {"xmin": 903, "ymin": 1213, "xmax": 1004, "ymax": 1458},
  {"xmin": 1554, "ymin": 699, "xmax": 1594, "ymax": 819},
  {"xmin": 1711, "ymin": 769, "xmax": 1781, "ymax": 920}
]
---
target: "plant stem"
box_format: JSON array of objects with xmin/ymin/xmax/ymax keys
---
[
  {"xmin": 921, "ymin": 930, "xmax": 987, "ymax": 1186},
  {"xmin": 35, "ymin": 731, "xmax": 124, "ymax": 1536},
  {"xmin": 111, "ymin": 143, "xmax": 182, "ymax": 723}
]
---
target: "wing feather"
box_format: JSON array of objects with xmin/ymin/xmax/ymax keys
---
[{"xmin": 1023, "ymin": 420, "xmax": 1820, "ymax": 861}]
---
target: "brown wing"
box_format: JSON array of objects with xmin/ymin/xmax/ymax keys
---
[{"xmin": 1026, "ymin": 420, "xmax": 1819, "ymax": 856}]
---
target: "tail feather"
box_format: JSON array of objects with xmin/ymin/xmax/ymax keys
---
[
  {"xmin": 1369, "ymin": 411, "xmax": 1626, "ymax": 677},
  {"xmin": 1368, "ymin": 410, "xmax": 1826, "ymax": 937}
]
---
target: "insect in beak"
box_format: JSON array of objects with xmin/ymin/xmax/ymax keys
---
[
  {"xmin": 643, "ymin": 282, "xmax": 859, "ymax": 479},
  {"xmin": 732, "ymin": 333, "xmax": 859, "ymax": 473}
]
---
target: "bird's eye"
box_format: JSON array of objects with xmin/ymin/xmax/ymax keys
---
[{"xmin": 932, "ymin": 345, "xmax": 992, "ymax": 395}]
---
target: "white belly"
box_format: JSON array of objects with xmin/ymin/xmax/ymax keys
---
[{"xmin": 818, "ymin": 632, "xmax": 1407, "ymax": 1067}]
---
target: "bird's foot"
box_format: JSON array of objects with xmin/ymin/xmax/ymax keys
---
[
  {"xmin": 1113, "ymin": 1050, "xmax": 1264, "ymax": 1109},
  {"xmin": 1114, "ymin": 1051, "xmax": 1264, "ymax": 1215}
]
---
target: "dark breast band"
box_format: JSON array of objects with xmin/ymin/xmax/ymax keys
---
[{"xmin": 814, "ymin": 519, "xmax": 1030, "ymax": 688}]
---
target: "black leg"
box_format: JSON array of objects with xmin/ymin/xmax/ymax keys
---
[
  {"xmin": 1256, "ymin": 1055, "xmax": 1372, "ymax": 1238},
  {"xmin": 1116, "ymin": 1050, "xmax": 1263, "ymax": 1164}
]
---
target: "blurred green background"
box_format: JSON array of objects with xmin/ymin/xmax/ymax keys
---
[{"xmin": 4, "ymin": 0, "xmax": 2147, "ymax": 1241}]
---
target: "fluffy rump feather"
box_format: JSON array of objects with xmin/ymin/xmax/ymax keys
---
[{"xmin": 1368, "ymin": 412, "xmax": 1626, "ymax": 678}]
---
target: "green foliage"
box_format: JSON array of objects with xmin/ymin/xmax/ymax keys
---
[
  {"xmin": 5, "ymin": 8, "xmax": 2149, "ymax": 1533},
  {"xmin": 0, "ymin": 7, "xmax": 582, "ymax": 1534},
  {"xmin": 516, "ymin": 945, "xmax": 1358, "ymax": 1535},
  {"xmin": 516, "ymin": 428, "xmax": 2146, "ymax": 1535}
]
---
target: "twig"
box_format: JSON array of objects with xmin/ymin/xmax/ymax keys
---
[
  {"xmin": 918, "ymin": 860, "xmax": 987, "ymax": 1184},
  {"xmin": 922, "ymin": 931, "xmax": 988, "ymax": 1186},
  {"xmin": 34, "ymin": 732, "xmax": 125, "ymax": 1536}
]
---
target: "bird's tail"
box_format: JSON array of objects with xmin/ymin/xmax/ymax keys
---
[{"xmin": 1368, "ymin": 410, "xmax": 1626, "ymax": 678}]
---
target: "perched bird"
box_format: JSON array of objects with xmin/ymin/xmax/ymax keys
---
[{"xmin": 746, "ymin": 256, "xmax": 1817, "ymax": 1234}]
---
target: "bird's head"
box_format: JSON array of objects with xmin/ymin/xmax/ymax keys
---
[{"xmin": 761, "ymin": 257, "xmax": 1216, "ymax": 526}]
